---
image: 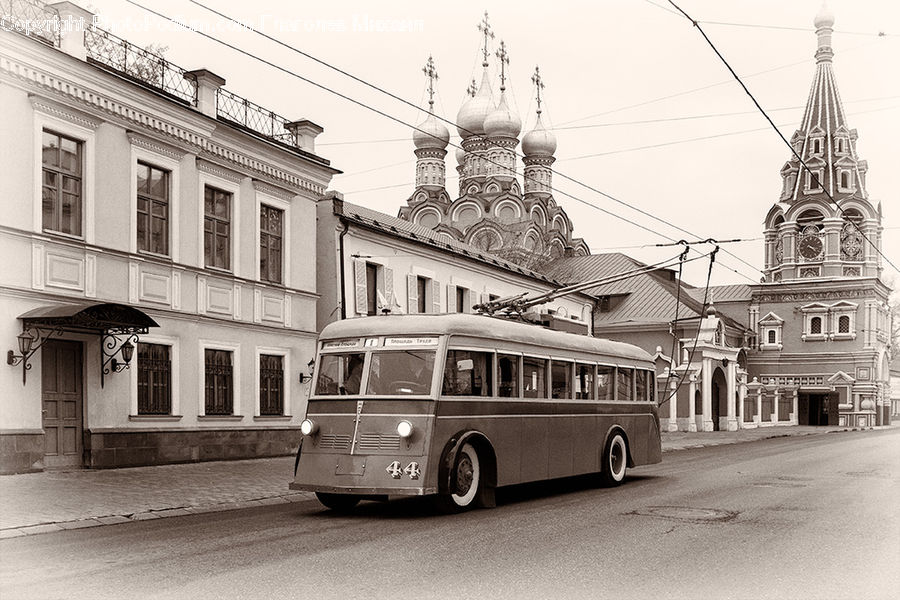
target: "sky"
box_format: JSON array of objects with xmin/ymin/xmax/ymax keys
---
[{"xmin": 84, "ymin": 0, "xmax": 900, "ymax": 289}]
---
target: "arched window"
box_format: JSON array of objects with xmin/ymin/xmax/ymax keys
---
[
  {"xmin": 838, "ymin": 315, "xmax": 850, "ymax": 333},
  {"xmin": 810, "ymin": 316, "xmax": 822, "ymax": 334}
]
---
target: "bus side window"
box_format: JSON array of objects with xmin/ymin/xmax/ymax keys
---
[
  {"xmin": 523, "ymin": 357, "xmax": 548, "ymax": 399},
  {"xmin": 551, "ymin": 360, "xmax": 572, "ymax": 399},
  {"xmin": 617, "ymin": 367, "xmax": 634, "ymax": 402},
  {"xmin": 442, "ymin": 350, "xmax": 493, "ymax": 396},
  {"xmin": 498, "ymin": 354, "xmax": 519, "ymax": 398},
  {"xmin": 597, "ymin": 366, "xmax": 613, "ymax": 400},
  {"xmin": 575, "ymin": 363, "xmax": 594, "ymax": 400},
  {"xmin": 635, "ymin": 369, "xmax": 647, "ymax": 402}
]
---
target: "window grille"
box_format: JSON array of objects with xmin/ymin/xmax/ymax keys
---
[
  {"xmin": 259, "ymin": 354, "xmax": 284, "ymax": 415},
  {"xmin": 137, "ymin": 343, "xmax": 171, "ymax": 415},
  {"xmin": 205, "ymin": 349, "xmax": 233, "ymax": 415}
]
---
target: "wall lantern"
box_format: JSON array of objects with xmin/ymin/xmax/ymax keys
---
[
  {"xmin": 7, "ymin": 327, "xmax": 61, "ymax": 385},
  {"xmin": 299, "ymin": 357, "xmax": 316, "ymax": 383},
  {"xmin": 101, "ymin": 334, "xmax": 138, "ymax": 387}
]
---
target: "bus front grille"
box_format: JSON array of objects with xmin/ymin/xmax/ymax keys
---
[
  {"xmin": 357, "ymin": 433, "xmax": 401, "ymax": 451},
  {"xmin": 318, "ymin": 434, "xmax": 351, "ymax": 450}
]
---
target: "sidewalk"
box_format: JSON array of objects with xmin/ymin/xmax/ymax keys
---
[{"xmin": 0, "ymin": 425, "xmax": 879, "ymax": 538}]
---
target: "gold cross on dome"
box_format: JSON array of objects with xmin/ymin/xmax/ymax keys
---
[
  {"xmin": 496, "ymin": 40, "xmax": 509, "ymax": 91},
  {"xmin": 467, "ymin": 78, "xmax": 477, "ymax": 97},
  {"xmin": 532, "ymin": 66, "xmax": 545, "ymax": 115},
  {"xmin": 477, "ymin": 11, "xmax": 494, "ymax": 66},
  {"xmin": 422, "ymin": 55, "xmax": 439, "ymax": 108}
]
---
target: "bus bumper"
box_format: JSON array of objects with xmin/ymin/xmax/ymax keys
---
[{"xmin": 289, "ymin": 482, "xmax": 437, "ymax": 496}]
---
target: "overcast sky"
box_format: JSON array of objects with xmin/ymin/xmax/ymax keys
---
[{"xmin": 86, "ymin": 0, "xmax": 900, "ymax": 289}]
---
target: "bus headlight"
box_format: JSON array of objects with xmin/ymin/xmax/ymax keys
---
[
  {"xmin": 397, "ymin": 420, "xmax": 414, "ymax": 439},
  {"xmin": 300, "ymin": 419, "xmax": 318, "ymax": 436}
]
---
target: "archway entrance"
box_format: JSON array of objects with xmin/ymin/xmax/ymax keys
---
[{"xmin": 711, "ymin": 368, "xmax": 727, "ymax": 431}]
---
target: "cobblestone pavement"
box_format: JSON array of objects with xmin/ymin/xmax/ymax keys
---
[{"xmin": 0, "ymin": 425, "xmax": 884, "ymax": 538}]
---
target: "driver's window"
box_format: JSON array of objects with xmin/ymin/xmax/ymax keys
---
[
  {"xmin": 314, "ymin": 352, "xmax": 365, "ymax": 396},
  {"xmin": 442, "ymin": 350, "xmax": 493, "ymax": 396}
]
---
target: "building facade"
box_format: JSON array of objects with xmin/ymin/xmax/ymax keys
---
[
  {"xmin": 0, "ymin": 1, "xmax": 338, "ymax": 473},
  {"xmin": 747, "ymin": 6, "xmax": 891, "ymax": 428},
  {"xmin": 316, "ymin": 194, "xmax": 595, "ymax": 333}
]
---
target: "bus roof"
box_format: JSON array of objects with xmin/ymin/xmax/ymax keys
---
[{"xmin": 319, "ymin": 314, "xmax": 654, "ymax": 363}]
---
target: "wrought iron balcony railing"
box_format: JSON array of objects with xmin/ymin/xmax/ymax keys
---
[
  {"xmin": 4, "ymin": 1, "xmax": 303, "ymax": 150},
  {"xmin": 216, "ymin": 88, "xmax": 294, "ymax": 144},
  {"xmin": 0, "ymin": 0, "xmax": 60, "ymax": 47},
  {"xmin": 84, "ymin": 27, "xmax": 198, "ymax": 105}
]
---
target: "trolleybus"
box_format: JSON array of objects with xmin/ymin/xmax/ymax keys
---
[{"xmin": 291, "ymin": 313, "xmax": 661, "ymax": 511}]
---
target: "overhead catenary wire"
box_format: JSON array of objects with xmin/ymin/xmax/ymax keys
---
[
  {"xmin": 164, "ymin": 0, "xmax": 764, "ymax": 282},
  {"xmin": 667, "ymin": 0, "xmax": 900, "ymax": 276}
]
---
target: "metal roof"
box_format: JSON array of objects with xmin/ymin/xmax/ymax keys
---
[{"xmin": 319, "ymin": 313, "xmax": 653, "ymax": 363}]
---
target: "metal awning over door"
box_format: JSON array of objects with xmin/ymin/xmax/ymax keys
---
[{"xmin": 12, "ymin": 302, "xmax": 159, "ymax": 386}]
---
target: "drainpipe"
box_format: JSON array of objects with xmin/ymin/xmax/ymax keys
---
[{"xmin": 338, "ymin": 219, "xmax": 349, "ymax": 321}]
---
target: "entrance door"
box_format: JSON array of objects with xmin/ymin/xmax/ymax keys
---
[
  {"xmin": 711, "ymin": 382, "xmax": 721, "ymax": 431},
  {"xmin": 42, "ymin": 340, "xmax": 83, "ymax": 468},
  {"xmin": 798, "ymin": 393, "xmax": 836, "ymax": 426}
]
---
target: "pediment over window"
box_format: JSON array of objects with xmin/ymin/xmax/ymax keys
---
[
  {"xmin": 799, "ymin": 302, "xmax": 830, "ymax": 312},
  {"xmin": 758, "ymin": 311, "xmax": 784, "ymax": 325},
  {"xmin": 827, "ymin": 371, "xmax": 855, "ymax": 384}
]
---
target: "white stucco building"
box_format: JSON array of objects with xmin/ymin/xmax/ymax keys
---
[{"xmin": 0, "ymin": 1, "xmax": 338, "ymax": 473}]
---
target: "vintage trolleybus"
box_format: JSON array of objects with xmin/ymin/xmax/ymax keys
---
[{"xmin": 291, "ymin": 314, "xmax": 661, "ymax": 511}]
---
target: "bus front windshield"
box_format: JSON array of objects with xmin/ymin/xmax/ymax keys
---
[{"xmin": 314, "ymin": 350, "xmax": 435, "ymax": 396}]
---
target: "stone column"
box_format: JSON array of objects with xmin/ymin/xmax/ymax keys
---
[
  {"xmin": 774, "ymin": 389, "xmax": 780, "ymax": 424},
  {"xmin": 756, "ymin": 387, "xmax": 763, "ymax": 426},
  {"xmin": 702, "ymin": 358, "xmax": 713, "ymax": 431},
  {"xmin": 688, "ymin": 375, "xmax": 697, "ymax": 433},
  {"xmin": 792, "ymin": 388, "xmax": 799, "ymax": 425},
  {"xmin": 726, "ymin": 361, "xmax": 737, "ymax": 431},
  {"xmin": 668, "ymin": 377, "xmax": 678, "ymax": 432},
  {"xmin": 738, "ymin": 375, "xmax": 746, "ymax": 428}
]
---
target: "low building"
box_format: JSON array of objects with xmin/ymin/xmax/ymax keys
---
[
  {"xmin": 0, "ymin": 2, "xmax": 338, "ymax": 473},
  {"xmin": 316, "ymin": 194, "xmax": 595, "ymax": 332}
]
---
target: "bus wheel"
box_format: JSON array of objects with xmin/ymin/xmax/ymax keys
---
[
  {"xmin": 436, "ymin": 443, "xmax": 481, "ymax": 511},
  {"xmin": 315, "ymin": 492, "xmax": 360, "ymax": 512},
  {"xmin": 600, "ymin": 432, "xmax": 628, "ymax": 486}
]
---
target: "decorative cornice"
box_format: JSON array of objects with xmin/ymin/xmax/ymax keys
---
[
  {"xmin": 197, "ymin": 158, "xmax": 245, "ymax": 184},
  {"xmin": 2, "ymin": 51, "xmax": 329, "ymax": 197},
  {"xmin": 252, "ymin": 179, "xmax": 296, "ymax": 201},
  {"xmin": 29, "ymin": 96, "xmax": 102, "ymax": 130},
  {"xmin": 126, "ymin": 130, "xmax": 188, "ymax": 161}
]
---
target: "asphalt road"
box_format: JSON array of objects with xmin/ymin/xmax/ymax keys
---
[{"xmin": 1, "ymin": 429, "xmax": 898, "ymax": 600}]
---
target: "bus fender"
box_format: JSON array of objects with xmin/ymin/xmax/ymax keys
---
[
  {"xmin": 293, "ymin": 438, "xmax": 303, "ymax": 477},
  {"xmin": 439, "ymin": 430, "xmax": 497, "ymax": 508},
  {"xmin": 602, "ymin": 425, "xmax": 634, "ymax": 468}
]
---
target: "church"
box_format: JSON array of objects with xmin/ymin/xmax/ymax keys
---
[{"xmin": 392, "ymin": 7, "xmax": 892, "ymax": 430}]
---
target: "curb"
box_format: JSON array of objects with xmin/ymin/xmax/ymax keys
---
[{"xmin": 0, "ymin": 492, "xmax": 316, "ymax": 539}]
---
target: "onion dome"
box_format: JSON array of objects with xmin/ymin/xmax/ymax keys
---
[
  {"xmin": 455, "ymin": 145, "xmax": 466, "ymax": 165},
  {"xmin": 413, "ymin": 112, "xmax": 450, "ymax": 150},
  {"xmin": 484, "ymin": 91, "xmax": 522, "ymax": 139},
  {"xmin": 814, "ymin": 2, "xmax": 834, "ymax": 28},
  {"xmin": 456, "ymin": 69, "xmax": 494, "ymax": 138},
  {"xmin": 522, "ymin": 114, "xmax": 556, "ymax": 157}
]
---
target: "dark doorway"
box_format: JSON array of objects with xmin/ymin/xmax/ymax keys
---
[
  {"xmin": 42, "ymin": 340, "xmax": 83, "ymax": 468},
  {"xmin": 798, "ymin": 392, "xmax": 837, "ymax": 426},
  {"xmin": 711, "ymin": 381, "xmax": 721, "ymax": 430}
]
